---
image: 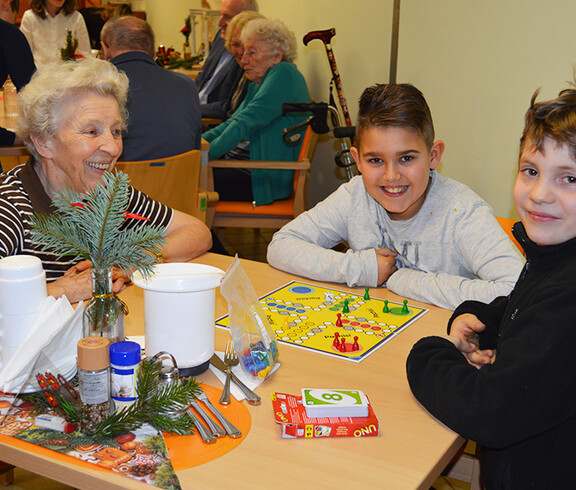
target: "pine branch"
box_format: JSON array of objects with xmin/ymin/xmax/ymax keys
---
[
  {"xmin": 93, "ymin": 402, "xmax": 149, "ymax": 437},
  {"xmin": 149, "ymin": 412, "xmax": 195, "ymax": 436},
  {"xmin": 93, "ymin": 357, "xmax": 200, "ymax": 437},
  {"xmin": 136, "ymin": 357, "xmax": 162, "ymax": 403},
  {"xmin": 30, "ymin": 170, "xmax": 167, "ymax": 277}
]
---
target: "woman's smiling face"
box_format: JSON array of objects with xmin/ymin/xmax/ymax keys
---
[{"xmin": 34, "ymin": 92, "xmax": 123, "ymax": 195}]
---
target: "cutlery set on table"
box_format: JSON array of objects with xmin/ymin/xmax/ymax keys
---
[{"xmin": 189, "ymin": 342, "xmax": 261, "ymax": 444}]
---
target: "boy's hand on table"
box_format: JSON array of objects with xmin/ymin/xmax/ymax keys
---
[
  {"xmin": 376, "ymin": 248, "xmax": 398, "ymax": 285},
  {"xmin": 446, "ymin": 313, "xmax": 494, "ymax": 368}
]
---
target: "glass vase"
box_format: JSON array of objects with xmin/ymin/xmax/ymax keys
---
[{"xmin": 83, "ymin": 267, "xmax": 125, "ymax": 345}]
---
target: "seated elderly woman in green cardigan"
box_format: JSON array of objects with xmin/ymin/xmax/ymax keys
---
[{"xmin": 203, "ymin": 18, "xmax": 311, "ymax": 206}]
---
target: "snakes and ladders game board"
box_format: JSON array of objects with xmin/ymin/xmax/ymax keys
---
[{"xmin": 215, "ymin": 281, "xmax": 428, "ymax": 363}]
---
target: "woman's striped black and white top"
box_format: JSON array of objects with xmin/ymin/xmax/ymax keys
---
[{"xmin": 0, "ymin": 162, "xmax": 173, "ymax": 281}]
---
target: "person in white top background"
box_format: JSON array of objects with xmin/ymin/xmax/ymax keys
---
[{"xmin": 20, "ymin": 0, "xmax": 90, "ymax": 66}]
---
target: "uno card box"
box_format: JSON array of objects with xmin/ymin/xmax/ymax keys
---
[
  {"xmin": 271, "ymin": 391, "xmax": 379, "ymax": 439},
  {"xmin": 301, "ymin": 388, "xmax": 369, "ymax": 418}
]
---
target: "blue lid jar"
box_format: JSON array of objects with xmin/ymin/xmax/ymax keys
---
[
  {"xmin": 109, "ymin": 341, "xmax": 141, "ymax": 368},
  {"xmin": 109, "ymin": 341, "xmax": 140, "ymax": 411}
]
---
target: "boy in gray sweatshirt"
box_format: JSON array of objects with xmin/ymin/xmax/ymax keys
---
[{"xmin": 267, "ymin": 83, "xmax": 524, "ymax": 310}]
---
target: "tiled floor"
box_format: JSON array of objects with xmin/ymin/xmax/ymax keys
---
[{"xmin": 8, "ymin": 227, "xmax": 474, "ymax": 489}]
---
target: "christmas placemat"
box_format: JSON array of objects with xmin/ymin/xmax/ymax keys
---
[{"xmin": 0, "ymin": 385, "xmax": 251, "ymax": 488}]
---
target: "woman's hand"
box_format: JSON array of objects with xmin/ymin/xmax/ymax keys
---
[
  {"xmin": 48, "ymin": 260, "xmax": 131, "ymax": 303},
  {"xmin": 48, "ymin": 262, "xmax": 93, "ymax": 303}
]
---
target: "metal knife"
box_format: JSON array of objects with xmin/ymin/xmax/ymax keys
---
[
  {"xmin": 187, "ymin": 409, "xmax": 217, "ymax": 444},
  {"xmin": 210, "ymin": 353, "xmax": 261, "ymax": 405},
  {"xmin": 190, "ymin": 399, "xmax": 226, "ymax": 438},
  {"xmin": 198, "ymin": 389, "xmax": 242, "ymax": 438}
]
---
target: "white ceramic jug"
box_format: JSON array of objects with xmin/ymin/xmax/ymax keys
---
[
  {"xmin": 0, "ymin": 255, "xmax": 47, "ymax": 369},
  {"xmin": 133, "ymin": 263, "xmax": 224, "ymax": 376}
]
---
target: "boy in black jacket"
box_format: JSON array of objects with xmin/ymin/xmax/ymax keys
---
[{"xmin": 406, "ymin": 87, "xmax": 576, "ymax": 489}]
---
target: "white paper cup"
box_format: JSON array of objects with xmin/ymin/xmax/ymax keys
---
[
  {"xmin": 0, "ymin": 255, "xmax": 46, "ymax": 315},
  {"xmin": 0, "ymin": 255, "xmax": 47, "ymax": 368}
]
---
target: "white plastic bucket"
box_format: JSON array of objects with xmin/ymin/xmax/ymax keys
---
[{"xmin": 133, "ymin": 263, "xmax": 224, "ymax": 376}]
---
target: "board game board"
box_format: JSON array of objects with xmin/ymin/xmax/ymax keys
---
[{"xmin": 215, "ymin": 281, "xmax": 428, "ymax": 363}]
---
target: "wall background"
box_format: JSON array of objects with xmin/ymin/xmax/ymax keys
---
[{"xmin": 142, "ymin": 0, "xmax": 576, "ymax": 219}]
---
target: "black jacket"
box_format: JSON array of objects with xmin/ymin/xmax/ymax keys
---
[{"xmin": 407, "ymin": 222, "xmax": 576, "ymax": 489}]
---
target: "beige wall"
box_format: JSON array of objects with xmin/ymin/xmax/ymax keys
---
[{"xmin": 146, "ymin": 0, "xmax": 576, "ymax": 218}]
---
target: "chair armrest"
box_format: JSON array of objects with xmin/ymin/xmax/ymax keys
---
[
  {"xmin": 208, "ymin": 159, "xmax": 311, "ymax": 170},
  {"xmin": 198, "ymin": 189, "xmax": 220, "ymax": 203},
  {"xmin": 202, "ymin": 118, "xmax": 223, "ymax": 126}
]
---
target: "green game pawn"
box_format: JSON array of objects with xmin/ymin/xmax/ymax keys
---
[
  {"xmin": 342, "ymin": 299, "xmax": 350, "ymax": 313},
  {"xmin": 383, "ymin": 300, "xmax": 389, "ymax": 313},
  {"xmin": 363, "ymin": 287, "xmax": 370, "ymax": 300},
  {"xmin": 401, "ymin": 299, "xmax": 409, "ymax": 314}
]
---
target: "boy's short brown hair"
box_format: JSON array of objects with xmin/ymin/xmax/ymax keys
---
[
  {"xmin": 355, "ymin": 83, "xmax": 435, "ymax": 149},
  {"xmin": 520, "ymin": 88, "xmax": 576, "ymax": 158}
]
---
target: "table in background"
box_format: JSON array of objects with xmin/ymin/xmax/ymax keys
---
[{"xmin": 0, "ymin": 254, "xmax": 463, "ymax": 489}]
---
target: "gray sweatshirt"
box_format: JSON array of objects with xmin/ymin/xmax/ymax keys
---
[{"xmin": 267, "ymin": 171, "xmax": 524, "ymax": 310}]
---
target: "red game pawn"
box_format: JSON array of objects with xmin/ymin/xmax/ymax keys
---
[
  {"xmin": 339, "ymin": 338, "xmax": 347, "ymax": 352},
  {"xmin": 333, "ymin": 331, "xmax": 340, "ymax": 348},
  {"xmin": 335, "ymin": 313, "xmax": 342, "ymax": 327},
  {"xmin": 352, "ymin": 336, "xmax": 359, "ymax": 351}
]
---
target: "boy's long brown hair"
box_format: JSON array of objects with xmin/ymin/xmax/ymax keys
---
[
  {"xmin": 30, "ymin": 0, "xmax": 77, "ymax": 19},
  {"xmin": 521, "ymin": 88, "xmax": 576, "ymax": 158},
  {"xmin": 355, "ymin": 83, "xmax": 435, "ymax": 149}
]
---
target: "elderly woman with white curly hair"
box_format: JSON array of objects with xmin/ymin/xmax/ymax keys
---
[
  {"xmin": 204, "ymin": 18, "xmax": 311, "ymax": 206},
  {"xmin": 0, "ymin": 58, "xmax": 211, "ymax": 302}
]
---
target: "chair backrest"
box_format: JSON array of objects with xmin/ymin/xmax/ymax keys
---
[
  {"xmin": 115, "ymin": 149, "xmax": 202, "ymax": 218},
  {"xmin": 207, "ymin": 123, "xmax": 318, "ymax": 229},
  {"xmin": 0, "ymin": 146, "xmax": 30, "ymax": 172},
  {"xmin": 496, "ymin": 216, "xmax": 523, "ymax": 254},
  {"xmin": 293, "ymin": 125, "xmax": 318, "ymax": 214}
]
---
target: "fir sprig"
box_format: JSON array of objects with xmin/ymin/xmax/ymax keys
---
[
  {"xmin": 93, "ymin": 357, "xmax": 201, "ymax": 437},
  {"xmin": 30, "ymin": 171, "xmax": 167, "ymax": 280}
]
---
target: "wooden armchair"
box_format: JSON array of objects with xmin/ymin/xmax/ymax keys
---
[
  {"xmin": 206, "ymin": 125, "xmax": 318, "ymax": 229},
  {"xmin": 115, "ymin": 149, "xmax": 218, "ymax": 223}
]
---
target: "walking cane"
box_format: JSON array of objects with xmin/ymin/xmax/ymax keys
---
[{"xmin": 303, "ymin": 28, "xmax": 353, "ymax": 128}]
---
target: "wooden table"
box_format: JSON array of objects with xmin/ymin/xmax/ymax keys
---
[{"xmin": 0, "ymin": 254, "xmax": 464, "ymax": 489}]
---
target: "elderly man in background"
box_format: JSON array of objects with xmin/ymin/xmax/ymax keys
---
[
  {"xmin": 195, "ymin": 0, "xmax": 258, "ymax": 120},
  {"xmin": 101, "ymin": 16, "xmax": 201, "ymax": 162},
  {"xmin": 0, "ymin": 0, "xmax": 35, "ymax": 147}
]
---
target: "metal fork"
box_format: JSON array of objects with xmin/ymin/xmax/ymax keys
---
[{"xmin": 219, "ymin": 341, "xmax": 239, "ymax": 405}]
